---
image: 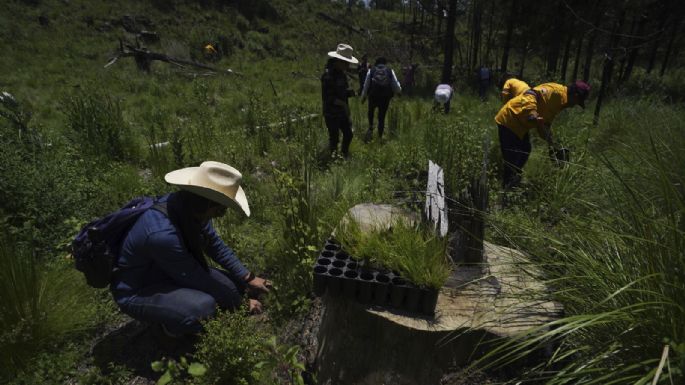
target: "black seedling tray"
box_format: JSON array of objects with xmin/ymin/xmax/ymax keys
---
[{"xmin": 312, "ymin": 238, "xmax": 439, "ymax": 315}]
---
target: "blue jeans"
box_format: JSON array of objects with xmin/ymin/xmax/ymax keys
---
[
  {"xmin": 498, "ymin": 125, "xmax": 531, "ymax": 189},
  {"xmin": 117, "ymin": 268, "xmax": 245, "ymax": 335}
]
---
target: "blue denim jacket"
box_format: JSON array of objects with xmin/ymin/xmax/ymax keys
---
[{"xmin": 111, "ymin": 194, "xmax": 249, "ymax": 305}]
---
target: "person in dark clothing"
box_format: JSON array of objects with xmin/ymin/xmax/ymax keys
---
[
  {"xmin": 357, "ymin": 54, "xmax": 369, "ymax": 94},
  {"xmin": 360, "ymin": 57, "xmax": 402, "ymax": 142},
  {"xmin": 477, "ymin": 64, "xmax": 492, "ymax": 101},
  {"xmin": 112, "ymin": 161, "xmax": 270, "ymax": 337},
  {"xmin": 321, "ymin": 43, "xmax": 358, "ymax": 157}
]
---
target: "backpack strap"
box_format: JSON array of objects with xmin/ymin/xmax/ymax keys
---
[{"xmin": 151, "ymin": 201, "xmax": 168, "ymax": 217}]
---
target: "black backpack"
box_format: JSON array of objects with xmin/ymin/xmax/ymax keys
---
[
  {"xmin": 71, "ymin": 197, "xmax": 166, "ymax": 288},
  {"xmin": 369, "ymin": 65, "xmax": 394, "ymax": 98}
]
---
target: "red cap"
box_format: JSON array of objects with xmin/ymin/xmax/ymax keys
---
[{"xmin": 572, "ymin": 80, "xmax": 591, "ymax": 108}]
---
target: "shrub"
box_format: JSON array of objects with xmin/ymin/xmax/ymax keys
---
[{"xmin": 194, "ymin": 310, "xmax": 268, "ymax": 385}]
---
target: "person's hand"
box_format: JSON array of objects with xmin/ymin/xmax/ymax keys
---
[
  {"xmin": 246, "ymin": 274, "xmax": 272, "ymax": 298},
  {"xmin": 248, "ymin": 298, "xmax": 263, "ymax": 314}
]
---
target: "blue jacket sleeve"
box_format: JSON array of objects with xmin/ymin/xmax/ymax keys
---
[{"xmin": 202, "ymin": 221, "xmax": 249, "ymax": 282}]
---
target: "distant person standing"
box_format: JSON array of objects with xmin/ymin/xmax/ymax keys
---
[
  {"xmin": 433, "ymin": 83, "xmax": 454, "ymax": 114},
  {"xmin": 495, "ymin": 80, "xmax": 590, "ymax": 189},
  {"xmin": 500, "ymin": 76, "xmax": 529, "ymax": 103},
  {"xmin": 357, "ymin": 55, "xmax": 369, "ymax": 94},
  {"xmin": 360, "ymin": 57, "xmax": 402, "ymax": 142},
  {"xmin": 321, "ymin": 43, "xmax": 358, "ymax": 158},
  {"xmin": 403, "ymin": 63, "xmax": 418, "ymax": 95},
  {"xmin": 477, "ymin": 64, "xmax": 492, "ymax": 101}
]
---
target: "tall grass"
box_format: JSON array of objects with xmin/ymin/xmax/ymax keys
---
[
  {"xmin": 336, "ymin": 218, "xmax": 451, "ymax": 289},
  {"xmin": 476, "ymin": 99, "xmax": 685, "ymax": 384},
  {"xmin": 0, "ymin": 237, "xmax": 96, "ymax": 381},
  {"xmin": 62, "ymin": 89, "xmax": 138, "ymax": 161}
]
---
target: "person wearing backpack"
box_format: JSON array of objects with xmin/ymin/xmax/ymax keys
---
[
  {"xmin": 360, "ymin": 57, "xmax": 401, "ymax": 142},
  {"xmin": 322, "ymin": 43, "xmax": 358, "ymax": 158},
  {"xmin": 109, "ymin": 161, "xmax": 270, "ymax": 337}
]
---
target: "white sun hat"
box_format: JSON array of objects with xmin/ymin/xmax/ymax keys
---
[
  {"xmin": 327, "ymin": 43, "xmax": 359, "ymax": 64},
  {"xmin": 165, "ymin": 161, "xmax": 250, "ymax": 217}
]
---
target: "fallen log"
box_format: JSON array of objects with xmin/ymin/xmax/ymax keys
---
[{"xmin": 104, "ymin": 40, "xmax": 240, "ymax": 75}]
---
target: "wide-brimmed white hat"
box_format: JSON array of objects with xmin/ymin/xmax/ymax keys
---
[
  {"xmin": 165, "ymin": 161, "xmax": 250, "ymax": 217},
  {"xmin": 327, "ymin": 43, "xmax": 359, "ymax": 64}
]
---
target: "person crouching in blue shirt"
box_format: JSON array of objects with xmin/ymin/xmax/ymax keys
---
[{"xmin": 111, "ymin": 161, "xmax": 270, "ymax": 337}]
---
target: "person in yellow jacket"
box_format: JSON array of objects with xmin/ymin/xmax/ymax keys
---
[
  {"xmin": 501, "ymin": 77, "xmax": 530, "ymax": 103},
  {"xmin": 203, "ymin": 43, "xmax": 218, "ymax": 60},
  {"xmin": 495, "ymin": 80, "xmax": 590, "ymax": 189}
]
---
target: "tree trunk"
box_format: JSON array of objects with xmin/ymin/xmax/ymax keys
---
[
  {"xmin": 546, "ymin": 0, "xmax": 564, "ymax": 76},
  {"xmin": 483, "ymin": 0, "xmax": 496, "ymax": 67},
  {"xmin": 620, "ymin": 14, "xmax": 644, "ymax": 82},
  {"xmin": 660, "ymin": 19, "xmax": 680, "ymax": 77},
  {"xmin": 594, "ymin": 9, "xmax": 625, "ymax": 125},
  {"xmin": 518, "ymin": 41, "xmax": 527, "ymax": 79},
  {"xmin": 646, "ymin": 10, "xmax": 668, "ymax": 74},
  {"xmin": 582, "ymin": 3, "xmax": 605, "ymax": 81},
  {"xmin": 560, "ymin": 34, "xmax": 573, "ymax": 82},
  {"xmin": 500, "ymin": 0, "xmax": 517, "ymax": 75},
  {"xmin": 571, "ymin": 34, "xmax": 584, "ymax": 81},
  {"xmin": 441, "ymin": 0, "xmax": 458, "ymax": 84},
  {"xmin": 470, "ymin": 0, "xmax": 483, "ymax": 69},
  {"xmin": 593, "ymin": 54, "xmax": 612, "ymax": 126}
]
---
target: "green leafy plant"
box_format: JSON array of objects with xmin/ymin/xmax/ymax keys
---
[
  {"xmin": 254, "ymin": 336, "xmax": 307, "ymax": 385},
  {"xmin": 194, "ymin": 310, "xmax": 269, "ymax": 385},
  {"xmin": 151, "ymin": 356, "xmax": 207, "ymax": 385}
]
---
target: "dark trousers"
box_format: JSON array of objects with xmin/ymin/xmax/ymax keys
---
[
  {"xmin": 118, "ymin": 268, "xmax": 244, "ymax": 335},
  {"xmin": 367, "ymin": 97, "xmax": 391, "ymax": 137},
  {"xmin": 498, "ymin": 125, "xmax": 531, "ymax": 189},
  {"xmin": 325, "ymin": 115, "xmax": 353, "ymax": 155},
  {"xmin": 479, "ymin": 79, "xmax": 490, "ymax": 100}
]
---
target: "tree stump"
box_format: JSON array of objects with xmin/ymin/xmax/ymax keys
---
[{"xmin": 315, "ymin": 204, "xmax": 562, "ymax": 384}]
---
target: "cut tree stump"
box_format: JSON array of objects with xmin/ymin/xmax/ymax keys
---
[{"xmin": 316, "ymin": 203, "xmax": 562, "ymax": 385}]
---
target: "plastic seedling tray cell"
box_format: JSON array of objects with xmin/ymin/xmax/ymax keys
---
[
  {"xmin": 390, "ymin": 277, "xmax": 408, "ymax": 308},
  {"xmin": 321, "ymin": 251, "xmax": 335, "ymax": 259},
  {"xmin": 357, "ymin": 271, "xmax": 375, "ymax": 304},
  {"xmin": 324, "ymin": 243, "xmax": 340, "ymax": 252},
  {"xmin": 420, "ymin": 287, "xmax": 439, "ymax": 315},
  {"xmin": 334, "ymin": 250, "xmax": 350, "ymax": 261},
  {"xmin": 317, "ymin": 257, "xmax": 332, "ymax": 267},
  {"xmin": 373, "ymin": 273, "xmax": 390, "ymax": 306},
  {"xmin": 332, "ymin": 259, "xmax": 346, "ymax": 269},
  {"xmin": 404, "ymin": 283, "xmax": 421, "ymax": 313},
  {"xmin": 313, "ymin": 265, "xmax": 328, "ymax": 296},
  {"xmin": 327, "ymin": 267, "xmax": 344, "ymax": 296},
  {"xmin": 343, "ymin": 269, "xmax": 359, "ymax": 299}
]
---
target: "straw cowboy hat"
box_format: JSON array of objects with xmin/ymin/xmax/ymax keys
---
[
  {"xmin": 327, "ymin": 43, "xmax": 359, "ymax": 64},
  {"xmin": 165, "ymin": 161, "xmax": 250, "ymax": 216}
]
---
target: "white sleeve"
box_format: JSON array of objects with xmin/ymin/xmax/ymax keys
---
[
  {"xmin": 361, "ymin": 70, "xmax": 371, "ymax": 98},
  {"xmin": 391, "ymin": 69, "xmax": 402, "ymax": 94}
]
